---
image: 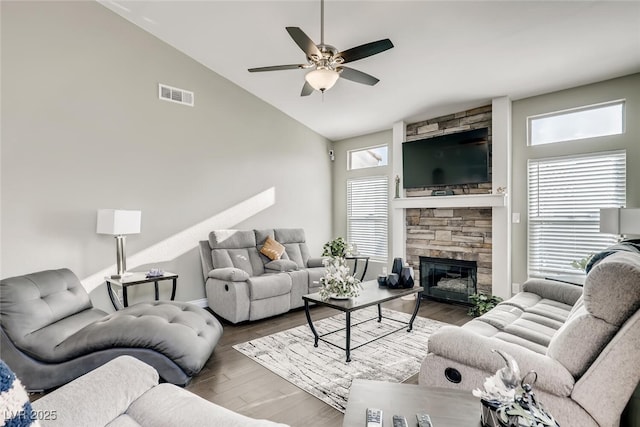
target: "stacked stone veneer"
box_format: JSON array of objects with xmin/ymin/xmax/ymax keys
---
[{"xmin": 404, "ymin": 105, "xmax": 493, "ymax": 294}]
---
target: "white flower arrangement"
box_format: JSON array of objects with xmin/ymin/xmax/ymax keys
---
[{"xmin": 319, "ymin": 257, "xmax": 362, "ymax": 300}]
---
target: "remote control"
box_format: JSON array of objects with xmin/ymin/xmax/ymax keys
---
[
  {"xmin": 416, "ymin": 412, "xmax": 433, "ymax": 427},
  {"xmin": 392, "ymin": 415, "xmax": 408, "ymax": 427},
  {"xmin": 366, "ymin": 408, "xmax": 383, "ymax": 427}
]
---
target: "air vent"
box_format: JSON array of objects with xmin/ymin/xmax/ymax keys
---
[{"xmin": 158, "ymin": 84, "xmax": 194, "ymax": 107}]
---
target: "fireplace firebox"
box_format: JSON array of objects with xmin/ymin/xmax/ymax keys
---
[{"xmin": 420, "ymin": 257, "xmax": 477, "ymax": 305}]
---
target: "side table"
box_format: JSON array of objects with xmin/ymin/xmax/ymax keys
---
[
  {"xmin": 343, "ymin": 379, "xmax": 480, "ymax": 427},
  {"xmin": 106, "ymin": 272, "xmax": 178, "ymax": 310}
]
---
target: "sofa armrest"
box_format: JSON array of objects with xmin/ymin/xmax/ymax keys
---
[
  {"xmin": 265, "ymin": 259, "xmax": 299, "ymax": 272},
  {"xmin": 32, "ymin": 356, "xmax": 158, "ymax": 426},
  {"xmin": 428, "ymin": 326, "xmax": 574, "ymax": 397},
  {"xmin": 208, "ymin": 268, "xmax": 250, "ymax": 282},
  {"xmin": 522, "ymin": 278, "xmax": 583, "ymax": 305},
  {"xmin": 306, "ymin": 257, "xmax": 328, "ymax": 268},
  {"xmin": 128, "ymin": 383, "xmax": 290, "ymax": 426}
]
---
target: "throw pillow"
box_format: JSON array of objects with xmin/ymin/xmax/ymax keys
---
[
  {"xmin": 0, "ymin": 359, "xmax": 40, "ymax": 426},
  {"xmin": 260, "ymin": 236, "xmax": 285, "ymax": 261}
]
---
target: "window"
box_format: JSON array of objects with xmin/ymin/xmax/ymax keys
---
[
  {"xmin": 528, "ymin": 150, "xmax": 626, "ymax": 278},
  {"xmin": 528, "ymin": 100, "xmax": 624, "ymax": 146},
  {"xmin": 348, "ymin": 145, "xmax": 388, "ymax": 170},
  {"xmin": 347, "ymin": 176, "xmax": 388, "ymax": 261}
]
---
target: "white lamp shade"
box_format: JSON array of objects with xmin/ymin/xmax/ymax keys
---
[
  {"xmin": 305, "ymin": 69, "xmax": 339, "ymax": 92},
  {"xmin": 97, "ymin": 209, "xmax": 141, "ymax": 235},
  {"xmin": 600, "ymin": 208, "xmax": 640, "ymax": 235}
]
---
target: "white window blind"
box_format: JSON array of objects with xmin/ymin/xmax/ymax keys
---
[
  {"xmin": 528, "ymin": 150, "xmax": 626, "ymax": 278},
  {"xmin": 347, "ymin": 176, "xmax": 389, "ymax": 261}
]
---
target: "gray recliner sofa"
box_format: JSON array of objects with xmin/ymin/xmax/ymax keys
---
[
  {"xmin": 0, "ymin": 268, "xmax": 223, "ymax": 391},
  {"xmin": 199, "ymin": 228, "xmax": 325, "ymax": 323},
  {"xmin": 30, "ymin": 355, "xmax": 289, "ymax": 426},
  {"xmin": 419, "ymin": 249, "xmax": 640, "ymax": 427}
]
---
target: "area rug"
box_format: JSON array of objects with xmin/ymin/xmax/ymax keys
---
[{"xmin": 233, "ymin": 307, "xmax": 447, "ymax": 412}]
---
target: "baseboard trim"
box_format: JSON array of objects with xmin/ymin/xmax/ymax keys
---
[{"xmin": 188, "ymin": 298, "xmax": 208, "ymax": 308}]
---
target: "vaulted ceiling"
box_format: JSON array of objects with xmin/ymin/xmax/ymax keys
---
[{"xmin": 100, "ymin": 1, "xmax": 640, "ymax": 141}]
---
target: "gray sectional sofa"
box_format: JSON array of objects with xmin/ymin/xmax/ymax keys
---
[
  {"xmin": 199, "ymin": 228, "xmax": 325, "ymax": 323},
  {"xmin": 419, "ymin": 249, "xmax": 640, "ymax": 427},
  {"xmin": 32, "ymin": 355, "xmax": 289, "ymax": 426}
]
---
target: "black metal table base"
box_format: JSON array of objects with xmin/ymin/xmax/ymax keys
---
[{"xmin": 304, "ymin": 296, "xmax": 422, "ymax": 362}]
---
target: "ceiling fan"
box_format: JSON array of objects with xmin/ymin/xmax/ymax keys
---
[{"xmin": 248, "ymin": 0, "xmax": 394, "ymax": 96}]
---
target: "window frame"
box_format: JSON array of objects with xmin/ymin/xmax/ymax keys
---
[
  {"xmin": 527, "ymin": 150, "xmax": 626, "ymax": 278},
  {"xmin": 347, "ymin": 144, "xmax": 389, "ymax": 171},
  {"xmin": 527, "ymin": 99, "xmax": 625, "ymax": 146},
  {"xmin": 346, "ymin": 175, "xmax": 389, "ymax": 262}
]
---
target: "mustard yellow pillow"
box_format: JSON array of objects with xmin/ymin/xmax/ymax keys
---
[{"xmin": 260, "ymin": 236, "xmax": 285, "ymax": 261}]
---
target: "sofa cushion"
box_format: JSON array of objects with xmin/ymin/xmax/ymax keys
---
[
  {"xmin": 274, "ymin": 229, "xmax": 311, "ymax": 268},
  {"xmin": 208, "ymin": 229, "xmax": 256, "ymax": 249},
  {"xmin": 474, "ymin": 304, "xmax": 523, "ymax": 330},
  {"xmin": 264, "ymin": 259, "xmax": 298, "ymax": 272},
  {"xmin": 247, "ymin": 274, "xmax": 292, "ymax": 301},
  {"xmin": 526, "ymin": 299, "xmax": 574, "ymax": 323},
  {"xmin": 260, "ymin": 236, "xmax": 285, "ymax": 261},
  {"xmin": 547, "ymin": 304, "xmax": 617, "ymax": 377}
]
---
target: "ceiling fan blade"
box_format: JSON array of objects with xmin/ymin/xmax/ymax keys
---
[
  {"xmin": 339, "ymin": 39, "xmax": 394, "ymax": 64},
  {"xmin": 301, "ymin": 81, "xmax": 314, "ymax": 96},
  {"xmin": 286, "ymin": 27, "xmax": 322, "ymax": 59},
  {"xmin": 339, "ymin": 67, "xmax": 380, "ymax": 86},
  {"xmin": 248, "ymin": 64, "xmax": 305, "ymax": 72}
]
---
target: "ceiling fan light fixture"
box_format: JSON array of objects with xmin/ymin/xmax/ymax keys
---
[{"xmin": 305, "ymin": 68, "xmax": 339, "ymax": 92}]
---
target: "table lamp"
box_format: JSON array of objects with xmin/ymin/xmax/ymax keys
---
[
  {"xmin": 97, "ymin": 209, "xmax": 141, "ymax": 278},
  {"xmin": 600, "ymin": 207, "xmax": 640, "ymax": 239}
]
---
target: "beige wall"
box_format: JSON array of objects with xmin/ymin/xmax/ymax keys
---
[
  {"xmin": 1, "ymin": 1, "xmax": 332, "ymax": 311},
  {"xmin": 511, "ymin": 73, "xmax": 640, "ymax": 285},
  {"xmin": 332, "ymin": 130, "xmax": 392, "ymax": 279}
]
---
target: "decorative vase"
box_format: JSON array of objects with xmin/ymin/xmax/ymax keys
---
[
  {"xmin": 387, "ymin": 273, "xmax": 400, "ymax": 289},
  {"xmin": 377, "ymin": 274, "xmax": 387, "ymax": 288},
  {"xmin": 391, "ymin": 258, "xmax": 404, "ymax": 275},
  {"xmin": 400, "ymin": 266, "xmax": 414, "ymax": 288}
]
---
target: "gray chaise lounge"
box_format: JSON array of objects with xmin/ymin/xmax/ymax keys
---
[
  {"xmin": 0, "ymin": 268, "xmax": 223, "ymax": 391},
  {"xmin": 199, "ymin": 228, "xmax": 325, "ymax": 323},
  {"xmin": 419, "ymin": 249, "xmax": 640, "ymax": 427}
]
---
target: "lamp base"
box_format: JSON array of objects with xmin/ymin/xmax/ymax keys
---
[{"xmin": 110, "ymin": 272, "xmax": 133, "ymax": 280}]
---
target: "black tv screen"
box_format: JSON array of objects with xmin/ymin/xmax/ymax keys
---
[{"xmin": 402, "ymin": 128, "xmax": 489, "ymax": 188}]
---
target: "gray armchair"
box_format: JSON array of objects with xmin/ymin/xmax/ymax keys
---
[{"xmin": 0, "ymin": 268, "xmax": 223, "ymax": 391}]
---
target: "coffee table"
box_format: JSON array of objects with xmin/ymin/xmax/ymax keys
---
[
  {"xmin": 343, "ymin": 379, "xmax": 481, "ymax": 427},
  {"xmin": 302, "ymin": 281, "xmax": 423, "ymax": 362}
]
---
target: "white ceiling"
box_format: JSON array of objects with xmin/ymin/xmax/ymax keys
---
[{"xmin": 99, "ymin": 1, "xmax": 640, "ymax": 141}]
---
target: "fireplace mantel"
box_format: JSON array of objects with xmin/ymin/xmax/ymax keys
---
[{"xmin": 392, "ymin": 193, "xmax": 507, "ymax": 209}]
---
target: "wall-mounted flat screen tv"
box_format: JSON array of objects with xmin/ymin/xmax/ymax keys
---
[{"xmin": 402, "ymin": 127, "xmax": 489, "ymax": 188}]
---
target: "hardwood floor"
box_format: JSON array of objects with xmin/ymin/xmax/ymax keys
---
[{"xmin": 186, "ymin": 298, "xmax": 471, "ymax": 427}]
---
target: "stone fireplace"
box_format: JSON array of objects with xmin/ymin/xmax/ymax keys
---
[{"xmin": 403, "ymin": 105, "xmax": 493, "ymax": 296}]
